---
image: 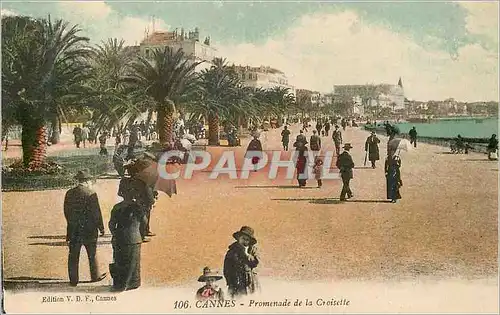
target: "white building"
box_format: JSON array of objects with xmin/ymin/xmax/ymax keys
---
[
  {"xmin": 139, "ymin": 27, "xmax": 217, "ymax": 72},
  {"xmin": 333, "ymin": 78, "xmax": 405, "ymax": 110},
  {"xmin": 232, "ymin": 65, "xmax": 295, "ymax": 97}
]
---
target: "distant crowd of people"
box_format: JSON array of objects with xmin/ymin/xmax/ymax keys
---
[{"xmin": 245, "ymin": 117, "xmax": 402, "ymax": 203}]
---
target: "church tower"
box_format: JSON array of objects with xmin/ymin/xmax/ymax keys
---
[{"xmin": 397, "ymin": 77, "xmax": 403, "ymax": 88}]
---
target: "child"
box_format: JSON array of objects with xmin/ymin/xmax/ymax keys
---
[
  {"xmin": 196, "ymin": 267, "xmax": 224, "ymax": 300},
  {"xmin": 223, "ymin": 226, "xmax": 260, "ymax": 298},
  {"xmin": 313, "ymin": 156, "xmax": 324, "ymax": 188}
]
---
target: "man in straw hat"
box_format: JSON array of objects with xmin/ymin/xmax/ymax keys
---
[
  {"xmin": 336, "ymin": 143, "xmax": 355, "ymax": 201},
  {"xmin": 64, "ymin": 169, "xmax": 106, "ymax": 286},
  {"xmin": 223, "ymin": 226, "xmax": 260, "ymax": 298},
  {"xmin": 196, "ymin": 267, "xmax": 225, "ymax": 300}
]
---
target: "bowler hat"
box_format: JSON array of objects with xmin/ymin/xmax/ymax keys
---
[
  {"xmin": 233, "ymin": 226, "xmax": 257, "ymax": 245},
  {"xmin": 74, "ymin": 169, "xmax": 93, "ymax": 181},
  {"xmin": 197, "ymin": 267, "xmax": 223, "ymax": 282},
  {"xmin": 343, "ymin": 143, "xmax": 353, "ymax": 149}
]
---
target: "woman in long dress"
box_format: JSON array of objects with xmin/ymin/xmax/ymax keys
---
[
  {"xmin": 385, "ymin": 153, "xmax": 402, "ymax": 203},
  {"xmin": 109, "ymin": 187, "xmax": 146, "ymax": 291},
  {"xmin": 246, "ymin": 134, "xmax": 263, "ymax": 172},
  {"xmin": 295, "ymin": 142, "xmax": 309, "ymax": 187}
]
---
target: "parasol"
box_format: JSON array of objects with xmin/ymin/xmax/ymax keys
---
[
  {"xmin": 184, "ymin": 133, "xmax": 197, "ymax": 142},
  {"xmin": 387, "ymin": 138, "xmax": 412, "ymax": 155},
  {"xmin": 180, "ymin": 138, "xmax": 192, "ymax": 151},
  {"xmin": 130, "ymin": 157, "xmax": 179, "ymax": 197}
]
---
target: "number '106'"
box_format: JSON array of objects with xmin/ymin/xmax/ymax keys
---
[{"xmin": 174, "ymin": 301, "xmax": 190, "ymax": 309}]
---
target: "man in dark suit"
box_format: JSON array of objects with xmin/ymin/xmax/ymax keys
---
[
  {"xmin": 310, "ymin": 130, "xmax": 321, "ymax": 152},
  {"xmin": 332, "ymin": 125, "xmax": 343, "ymax": 156},
  {"xmin": 336, "ymin": 143, "xmax": 355, "ymax": 201},
  {"xmin": 64, "ymin": 169, "xmax": 106, "ymax": 286}
]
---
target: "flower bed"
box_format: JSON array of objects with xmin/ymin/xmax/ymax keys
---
[{"xmin": 2, "ymin": 154, "xmax": 113, "ymax": 191}]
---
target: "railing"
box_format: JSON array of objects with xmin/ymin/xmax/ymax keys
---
[{"xmin": 364, "ymin": 125, "xmax": 490, "ymax": 153}]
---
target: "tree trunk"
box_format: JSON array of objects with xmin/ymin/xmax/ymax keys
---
[
  {"xmin": 145, "ymin": 109, "xmax": 154, "ymax": 133},
  {"xmin": 208, "ymin": 113, "xmax": 219, "ymax": 146},
  {"xmin": 50, "ymin": 116, "xmax": 61, "ymax": 144},
  {"xmin": 21, "ymin": 121, "xmax": 47, "ymax": 168},
  {"xmin": 157, "ymin": 105, "xmax": 175, "ymax": 145}
]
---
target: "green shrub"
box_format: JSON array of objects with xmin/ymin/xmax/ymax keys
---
[{"xmin": 2, "ymin": 154, "xmax": 113, "ymax": 192}]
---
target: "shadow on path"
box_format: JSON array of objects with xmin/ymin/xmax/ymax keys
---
[
  {"xmin": 435, "ymin": 152, "xmax": 455, "ymax": 155},
  {"xmin": 28, "ymin": 235, "xmax": 66, "ymax": 240},
  {"xmin": 29, "ymin": 240, "xmax": 112, "ymax": 247},
  {"xmin": 4, "ymin": 277, "xmax": 112, "ymax": 293},
  {"xmin": 345, "ymin": 199, "xmax": 393, "ymax": 203},
  {"xmin": 271, "ymin": 197, "xmax": 392, "ymax": 204},
  {"xmin": 236, "ymin": 185, "xmax": 317, "ymax": 189}
]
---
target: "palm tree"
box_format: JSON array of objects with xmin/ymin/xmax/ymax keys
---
[
  {"xmin": 265, "ymin": 86, "xmax": 295, "ymax": 125},
  {"xmin": 189, "ymin": 58, "xmax": 251, "ymax": 145},
  {"xmin": 2, "ymin": 15, "xmax": 90, "ymax": 168},
  {"xmin": 124, "ymin": 47, "xmax": 200, "ymax": 144},
  {"xmin": 85, "ymin": 38, "xmax": 139, "ymax": 135}
]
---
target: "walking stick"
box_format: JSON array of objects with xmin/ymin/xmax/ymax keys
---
[{"xmin": 364, "ymin": 143, "xmax": 369, "ymax": 166}]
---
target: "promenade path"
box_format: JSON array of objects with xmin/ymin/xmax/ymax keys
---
[{"xmin": 2, "ymin": 124, "xmax": 498, "ymax": 291}]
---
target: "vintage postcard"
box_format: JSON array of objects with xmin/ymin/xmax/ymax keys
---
[{"xmin": 1, "ymin": 0, "xmax": 498, "ymax": 313}]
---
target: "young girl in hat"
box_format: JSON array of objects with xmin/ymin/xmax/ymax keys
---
[
  {"xmin": 196, "ymin": 267, "xmax": 224, "ymax": 300},
  {"xmin": 313, "ymin": 156, "xmax": 324, "ymax": 188}
]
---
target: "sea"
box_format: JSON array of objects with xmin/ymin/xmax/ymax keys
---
[{"xmin": 389, "ymin": 117, "xmax": 499, "ymax": 139}]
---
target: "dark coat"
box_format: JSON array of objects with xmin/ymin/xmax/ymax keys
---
[
  {"xmin": 108, "ymin": 201, "xmax": 145, "ymax": 245},
  {"xmin": 324, "ymin": 123, "xmax": 331, "ymax": 131},
  {"xmin": 332, "ymin": 129, "xmax": 342, "ymax": 143},
  {"xmin": 385, "ymin": 156, "xmax": 402, "ymax": 200},
  {"xmin": 309, "ymin": 135, "xmax": 321, "ymax": 151},
  {"xmin": 409, "ymin": 128, "xmax": 417, "ymax": 139},
  {"xmin": 365, "ymin": 135, "xmax": 381, "ymax": 161},
  {"xmin": 223, "ymin": 242, "xmax": 259, "ymax": 297},
  {"xmin": 64, "ymin": 185, "xmax": 104, "ymax": 243},
  {"xmin": 295, "ymin": 134, "xmax": 307, "ymax": 144},
  {"xmin": 118, "ymin": 177, "xmax": 155, "ymax": 210},
  {"xmin": 246, "ymin": 139, "xmax": 263, "ymax": 163},
  {"xmin": 488, "ymin": 137, "xmax": 498, "ymax": 150},
  {"xmin": 73, "ymin": 127, "xmax": 82, "ymax": 141},
  {"xmin": 281, "ymin": 129, "xmax": 290, "ymax": 143},
  {"xmin": 336, "ymin": 151, "xmax": 354, "ymax": 179}
]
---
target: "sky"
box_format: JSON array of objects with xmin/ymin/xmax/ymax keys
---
[{"xmin": 1, "ymin": 0, "xmax": 499, "ymax": 102}]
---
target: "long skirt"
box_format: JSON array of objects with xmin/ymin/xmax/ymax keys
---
[
  {"xmin": 296, "ymin": 157, "xmax": 308, "ymax": 186},
  {"xmin": 386, "ymin": 168, "xmax": 402, "ymax": 200},
  {"xmin": 111, "ymin": 243, "xmax": 141, "ymax": 291}
]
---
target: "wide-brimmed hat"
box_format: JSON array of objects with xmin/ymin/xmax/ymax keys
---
[
  {"xmin": 343, "ymin": 143, "xmax": 353, "ymax": 149},
  {"xmin": 233, "ymin": 226, "xmax": 257, "ymax": 245},
  {"xmin": 74, "ymin": 169, "xmax": 93, "ymax": 181},
  {"xmin": 197, "ymin": 267, "xmax": 223, "ymax": 282}
]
